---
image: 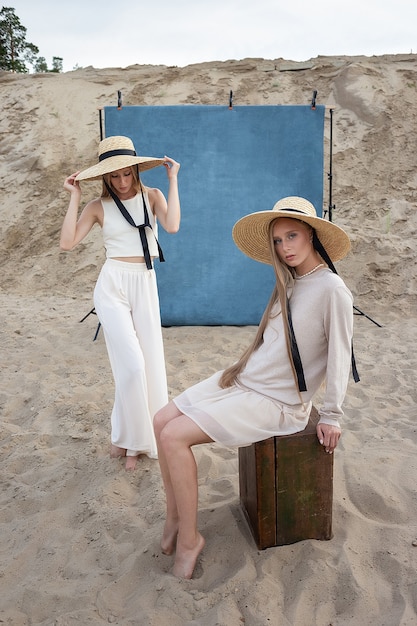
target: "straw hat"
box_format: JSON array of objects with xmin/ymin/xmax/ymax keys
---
[
  {"xmin": 75, "ymin": 136, "xmax": 164, "ymax": 181},
  {"xmin": 232, "ymin": 196, "xmax": 351, "ymax": 264}
]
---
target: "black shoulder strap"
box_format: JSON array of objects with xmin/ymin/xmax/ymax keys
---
[
  {"xmin": 103, "ymin": 180, "xmax": 165, "ymax": 270},
  {"xmin": 286, "ymin": 297, "xmax": 307, "ymax": 392}
]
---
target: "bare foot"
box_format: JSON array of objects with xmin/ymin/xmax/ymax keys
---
[
  {"xmin": 161, "ymin": 520, "xmax": 179, "ymax": 556},
  {"xmin": 110, "ymin": 444, "xmax": 126, "ymax": 458},
  {"xmin": 125, "ymin": 455, "xmax": 139, "ymax": 471},
  {"xmin": 173, "ymin": 533, "xmax": 205, "ymax": 579}
]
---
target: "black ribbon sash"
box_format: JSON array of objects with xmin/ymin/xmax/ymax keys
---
[
  {"xmin": 104, "ymin": 180, "xmax": 165, "ymax": 270},
  {"xmin": 286, "ymin": 297, "xmax": 307, "ymax": 393}
]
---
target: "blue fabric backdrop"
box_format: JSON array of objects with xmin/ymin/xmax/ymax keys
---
[{"xmin": 104, "ymin": 105, "xmax": 325, "ymax": 326}]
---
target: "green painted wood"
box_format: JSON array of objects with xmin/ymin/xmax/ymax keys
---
[
  {"xmin": 239, "ymin": 407, "xmax": 333, "ymax": 549},
  {"xmin": 239, "ymin": 439, "xmax": 277, "ymax": 549}
]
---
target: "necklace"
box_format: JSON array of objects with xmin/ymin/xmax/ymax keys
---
[{"xmin": 296, "ymin": 263, "xmax": 324, "ymax": 279}]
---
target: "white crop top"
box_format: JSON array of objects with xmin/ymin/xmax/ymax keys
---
[{"xmin": 101, "ymin": 192, "xmax": 159, "ymax": 258}]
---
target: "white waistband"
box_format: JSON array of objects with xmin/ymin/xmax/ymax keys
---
[{"xmin": 105, "ymin": 258, "xmax": 153, "ymax": 272}]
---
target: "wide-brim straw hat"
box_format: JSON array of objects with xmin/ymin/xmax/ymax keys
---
[
  {"xmin": 232, "ymin": 196, "xmax": 351, "ymax": 264},
  {"xmin": 75, "ymin": 135, "xmax": 165, "ymax": 181}
]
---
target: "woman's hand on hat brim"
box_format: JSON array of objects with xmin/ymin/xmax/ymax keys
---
[
  {"xmin": 64, "ymin": 171, "xmax": 81, "ymax": 194},
  {"xmin": 163, "ymin": 156, "xmax": 180, "ymax": 178}
]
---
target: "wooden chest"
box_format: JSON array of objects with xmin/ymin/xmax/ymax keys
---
[{"xmin": 238, "ymin": 406, "xmax": 334, "ymax": 549}]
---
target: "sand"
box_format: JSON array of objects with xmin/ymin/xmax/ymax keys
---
[{"xmin": 0, "ymin": 54, "xmax": 416, "ymax": 625}]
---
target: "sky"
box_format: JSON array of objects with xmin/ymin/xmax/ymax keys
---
[{"xmin": 6, "ymin": 0, "xmax": 417, "ymax": 73}]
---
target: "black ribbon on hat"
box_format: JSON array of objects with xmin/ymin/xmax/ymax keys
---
[
  {"xmin": 104, "ymin": 180, "xmax": 165, "ymax": 270},
  {"xmin": 99, "ymin": 148, "xmax": 137, "ymax": 161}
]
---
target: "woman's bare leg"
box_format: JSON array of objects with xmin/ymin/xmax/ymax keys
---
[
  {"xmin": 154, "ymin": 404, "xmax": 212, "ymax": 578},
  {"xmin": 154, "ymin": 402, "xmax": 184, "ymax": 554},
  {"xmin": 125, "ymin": 455, "xmax": 137, "ymax": 471},
  {"xmin": 110, "ymin": 444, "xmax": 126, "ymax": 458}
]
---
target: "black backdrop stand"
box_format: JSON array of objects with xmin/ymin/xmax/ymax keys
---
[
  {"xmin": 325, "ymin": 106, "xmax": 382, "ymax": 328},
  {"xmin": 78, "ymin": 109, "xmax": 105, "ymax": 340},
  {"xmin": 79, "ymin": 308, "xmax": 101, "ymax": 340}
]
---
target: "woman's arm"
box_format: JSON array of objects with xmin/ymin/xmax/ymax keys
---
[
  {"xmin": 151, "ymin": 156, "xmax": 181, "ymax": 233},
  {"xmin": 317, "ymin": 283, "xmax": 354, "ymax": 452},
  {"xmin": 60, "ymin": 172, "xmax": 101, "ymax": 250}
]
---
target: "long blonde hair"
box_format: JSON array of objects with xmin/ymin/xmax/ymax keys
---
[{"xmin": 219, "ymin": 219, "xmax": 312, "ymax": 390}]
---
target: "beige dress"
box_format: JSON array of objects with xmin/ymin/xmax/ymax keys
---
[{"xmin": 173, "ymin": 269, "xmax": 353, "ymax": 447}]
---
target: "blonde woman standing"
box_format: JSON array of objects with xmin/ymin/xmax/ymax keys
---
[{"xmin": 61, "ymin": 136, "xmax": 181, "ymax": 470}]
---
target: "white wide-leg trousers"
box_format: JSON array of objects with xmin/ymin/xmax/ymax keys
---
[{"xmin": 94, "ymin": 259, "xmax": 168, "ymax": 458}]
